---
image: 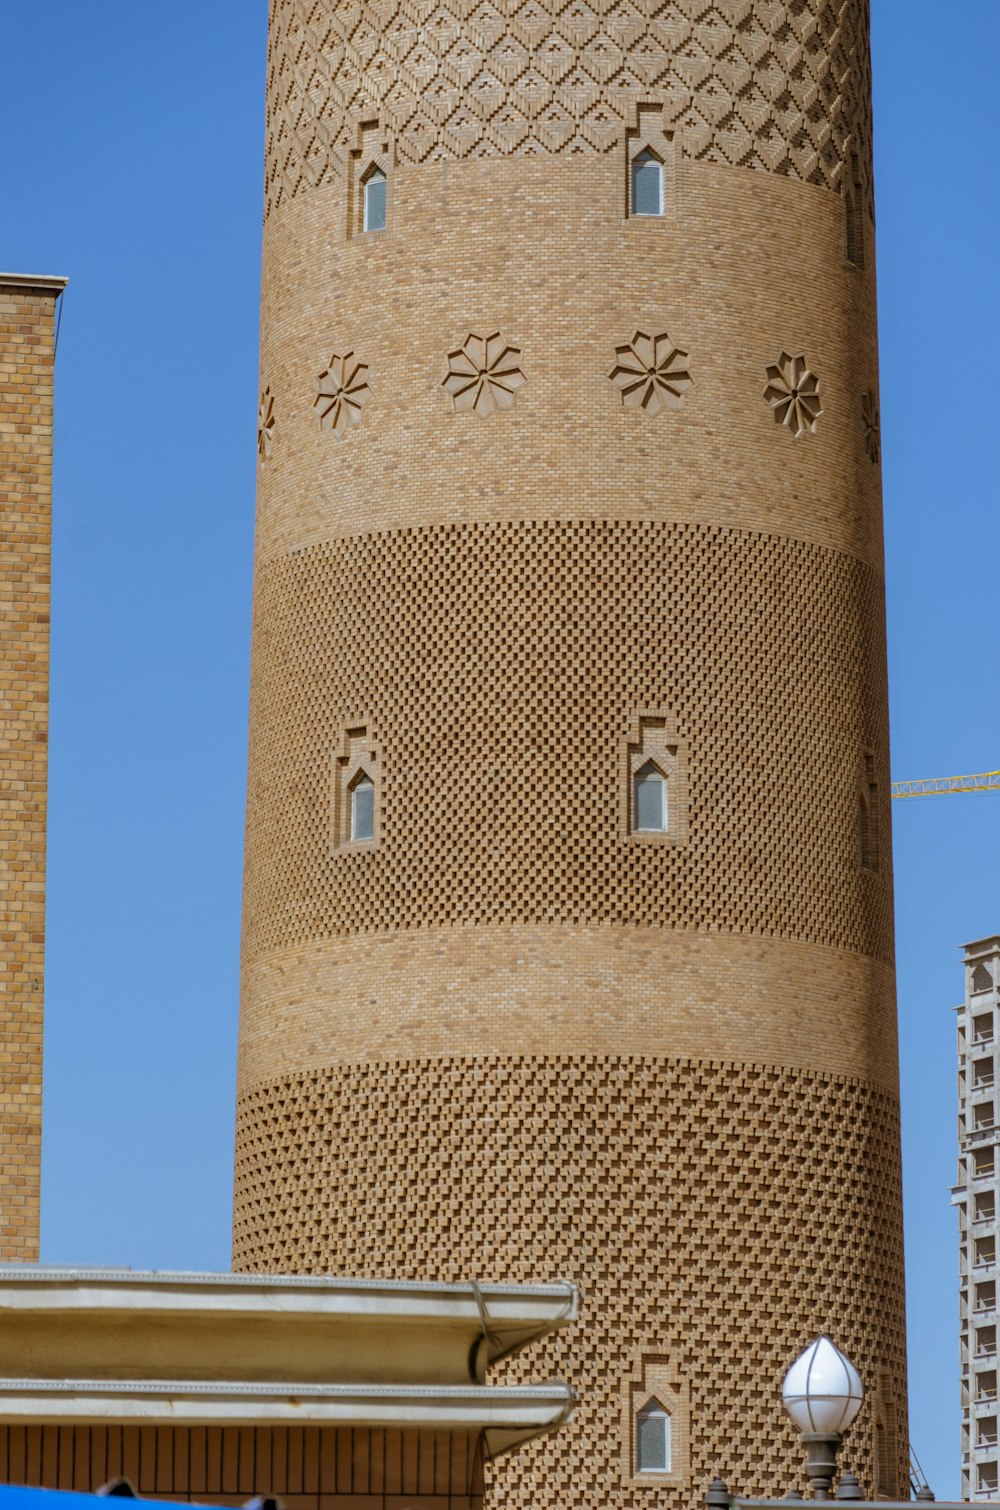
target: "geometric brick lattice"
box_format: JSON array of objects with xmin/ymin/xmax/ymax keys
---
[
  {"xmin": 264, "ymin": 0, "xmax": 875, "ymax": 221},
  {"xmin": 243, "ymin": 518, "xmax": 892, "ymax": 963},
  {"xmin": 233, "ymin": 1053, "xmax": 908, "ymax": 1507}
]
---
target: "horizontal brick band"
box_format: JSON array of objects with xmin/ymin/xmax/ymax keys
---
[
  {"xmin": 256, "ymin": 156, "xmax": 882, "ymax": 571},
  {"xmin": 238, "ymin": 927, "xmax": 898, "ymax": 1095}
]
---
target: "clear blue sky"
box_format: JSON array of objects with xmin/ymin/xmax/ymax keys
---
[{"xmin": 1, "ymin": 2, "xmax": 997, "ymax": 1500}]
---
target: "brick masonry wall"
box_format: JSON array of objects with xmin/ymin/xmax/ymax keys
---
[
  {"xmin": 233, "ymin": 1056, "xmax": 908, "ymax": 1505},
  {"xmin": 253, "ymin": 157, "xmax": 882, "ymax": 570},
  {"xmin": 0, "ymin": 282, "xmax": 57, "ymax": 1262},
  {"xmin": 238, "ymin": 3, "xmax": 906, "ymax": 1503},
  {"xmin": 262, "ymin": 0, "xmax": 875, "ymax": 223},
  {"xmin": 238, "ymin": 930, "xmax": 898, "ymax": 1092}
]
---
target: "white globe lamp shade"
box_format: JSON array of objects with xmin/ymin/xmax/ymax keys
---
[{"xmin": 782, "ymin": 1336, "xmax": 864, "ymax": 1435}]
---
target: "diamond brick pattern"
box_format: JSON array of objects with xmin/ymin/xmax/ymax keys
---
[
  {"xmin": 233, "ymin": 1053, "xmax": 908, "ymax": 1507},
  {"xmin": 264, "ymin": 0, "xmax": 874, "ymax": 220},
  {"xmin": 242, "ymin": 518, "xmax": 891, "ymax": 961}
]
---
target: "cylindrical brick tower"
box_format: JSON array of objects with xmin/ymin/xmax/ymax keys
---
[{"xmin": 234, "ymin": 2, "xmax": 907, "ymax": 1504}]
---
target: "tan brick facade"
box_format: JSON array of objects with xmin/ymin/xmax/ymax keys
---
[
  {"xmin": 262, "ymin": 0, "xmax": 875, "ymax": 222},
  {"xmin": 0, "ymin": 277, "xmax": 61, "ymax": 1262},
  {"xmin": 236, "ymin": 2, "xmax": 907, "ymax": 1502},
  {"xmin": 234, "ymin": 1057, "xmax": 906, "ymax": 1504}
]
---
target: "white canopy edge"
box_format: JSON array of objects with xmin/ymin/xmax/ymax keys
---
[
  {"xmin": 0, "ymin": 1378, "xmax": 574, "ymax": 1454},
  {"xmin": 0, "ymin": 1268, "xmax": 577, "ymax": 1329}
]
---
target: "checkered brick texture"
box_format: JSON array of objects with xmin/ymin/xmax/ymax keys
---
[
  {"xmin": 243, "ymin": 520, "xmax": 891, "ymax": 960},
  {"xmin": 233, "ymin": 1054, "xmax": 908, "ymax": 1504}
]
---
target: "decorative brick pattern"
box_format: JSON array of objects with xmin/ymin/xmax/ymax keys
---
[
  {"xmin": 242, "ymin": 518, "xmax": 891, "ymax": 962},
  {"xmin": 258, "ymin": 387, "xmax": 276, "ymax": 458},
  {"xmin": 608, "ymin": 331, "xmax": 693, "ymax": 415},
  {"xmin": 233, "ymin": 1054, "xmax": 908, "ymax": 1507},
  {"xmin": 442, "ymin": 332, "xmax": 526, "ymax": 415},
  {"xmin": 314, "ymin": 352, "xmax": 372, "ymax": 435},
  {"xmin": 763, "ymin": 350, "xmax": 822, "ymax": 437},
  {"xmin": 0, "ymin": 283, "xmax": 57, "ymax": 1262},
  {"xmin": 243, "ymin": 6, "xmax": 905, "ymax": 1507},
  {"xmin": 264, "ymin": 0, "xmax": 874, "ymax": 222}
]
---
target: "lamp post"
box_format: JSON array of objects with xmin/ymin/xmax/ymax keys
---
[{"xmin": 781, "ymin": 1336, "xmax": 865, "ymax": 1500}]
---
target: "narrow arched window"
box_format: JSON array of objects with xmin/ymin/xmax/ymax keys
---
[
  {"xmin": 845, "ymin": 152, "xmax": 865, "ymax": 268},
  {"xmin": 875, "ymin": 1420, "xmax": 890, "ymax": 1495},
  {"xmin": 631, "ymin": 150, "xmax": 662, "ymax": 217},
  {"xmin": 859, "ymin": 753, "xmax": 879, "ymax": 871},
  {"xmin": 636, "ymin": 1400, "xmax": 671, "ymax": 1473},
  {"xmin": 350, "ymin": 771, "xmax": 375, "ymax": 841},
  {"xmin": 363, "ymin": 167, "xmax": 387, "ymax": 232},
  {"xmin": 634, "ymin": 761, "xmax": 667, "ymax": 833}
]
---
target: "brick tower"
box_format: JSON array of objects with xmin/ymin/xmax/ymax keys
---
[{"xmin": 234, "ymin": 2, "xmax": 907, "ymax": 1503}]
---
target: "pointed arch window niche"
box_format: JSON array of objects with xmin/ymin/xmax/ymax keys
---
[
  {"xmin": 621, "ymin": 712, "xmax": 689, "ymax": 847},
  {"xmin": 631, "ymin": 150, "xmax": 663, "ymax": 217},
  {"xmin": 349, "ymin": 770, "xmax": 375, "ymax": 841},
  {"xmin": 636, "ymin": 1399, "xmax": 671, "ymax": 1473},
  {"xmin": 623, "ymin": 104, "xmax": 675, "ymax": 223},
  {"xmin": 347, "ymin": 121, "xmax": 394, "ymax": 239},
  {"xmin": 362, "ymin": 165, "xmax": 387, "ymax": 233},
  {"xmin": 634, "ymin": 761, "xmax": 667, "ymax": 832},
  {"xmin": 621, "ymin": 1351, "xmax": 689, "ymax": 1488},
  {"xmin": 872, "ymin": 1367, "xmax": 900, "ymax": 1499},
  {"xmin": 333, "ymin": 723, "xmax": 381, "ymax": 852},
  {"xmin": 858, "ymin": 749, "xmax": 880, "ymax": 873},
  {"xmin": 845, "ymin": 147, "xmax": 865, "ymax": 269}
]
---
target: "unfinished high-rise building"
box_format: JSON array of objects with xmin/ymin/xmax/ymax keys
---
[{"xmin": 955, "ymin": 936, "xmax": 1000, "ymax": 1500}]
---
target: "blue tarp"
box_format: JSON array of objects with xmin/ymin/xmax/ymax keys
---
[{"xmin": 0, "ymin": 1490, "xmax": 231, "ymax": 1510}]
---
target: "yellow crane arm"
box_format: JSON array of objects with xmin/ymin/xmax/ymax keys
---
[{"xmin": 891, "ymin": 771, "xmax": 1000, "ymax": 799}]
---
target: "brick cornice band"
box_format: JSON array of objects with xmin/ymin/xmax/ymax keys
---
[{"xmin": 238, "ymin": 927, "xmax": 899, "ymax": 1095}]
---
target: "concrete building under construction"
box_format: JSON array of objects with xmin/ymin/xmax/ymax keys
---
[{"xmin": 954, "ymin": 936, "xmax": 1000, "ymax": 1500}]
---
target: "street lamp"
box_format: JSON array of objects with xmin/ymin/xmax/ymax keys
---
[{"xmin": 781, "ymin": 1336, "xmax": 865, "ymax": 1500}]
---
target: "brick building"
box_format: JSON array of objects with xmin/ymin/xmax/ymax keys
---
[
  {"xmin": 232, "ymin": 1, "xmax": 908, "ymax": 1506},
  {"xmin": 0, "ymin": 272, "xmax": 66, "ymax": 1263}
]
